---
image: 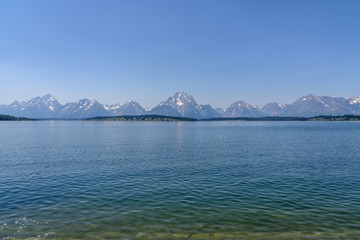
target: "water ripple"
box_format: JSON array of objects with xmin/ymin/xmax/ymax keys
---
[{"xmin": 1, "ymin": 121, "xmax": 360, "ymax": 239}]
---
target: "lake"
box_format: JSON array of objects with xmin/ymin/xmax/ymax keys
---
[{"xmin": 1, "ymin": 121, "xmax": 359, "ymax": 239}]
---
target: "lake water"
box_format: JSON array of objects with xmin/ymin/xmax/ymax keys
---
[{"xmin": 0, "ymin": 121, "xmax": 359, "ymax": 240}]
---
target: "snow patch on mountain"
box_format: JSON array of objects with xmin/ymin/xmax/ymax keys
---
[{"xmin": 349, "ymin": 96, "xmax": 360, "ymax": 104}]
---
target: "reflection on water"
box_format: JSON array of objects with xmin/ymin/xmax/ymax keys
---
[{"xmin": 0, "ymin": 121, "xmax": 360, "ymax": 239}]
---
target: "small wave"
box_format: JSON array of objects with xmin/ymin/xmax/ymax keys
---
[{"xmin": 1, "ymin": 217, "xmax": 53, "ymax": 240}]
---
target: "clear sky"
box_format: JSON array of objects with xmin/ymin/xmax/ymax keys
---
[{"xmin": 1, "ymin": 0, "xmax": 359, "ymax": 108}]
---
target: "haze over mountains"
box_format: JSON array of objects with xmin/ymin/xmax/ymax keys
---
[{"xmin": 1, "ymin": 93, "xmax": 360, "ymax": 119}]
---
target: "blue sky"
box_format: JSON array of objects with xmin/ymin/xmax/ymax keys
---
[{"xmin": 1, "ymin": 0, "xmax": 359, "ymax": 108}]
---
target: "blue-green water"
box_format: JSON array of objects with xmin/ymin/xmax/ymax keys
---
[{"xmin": 1, "ymin": 121, "xmax": 360, "ymax": 240}]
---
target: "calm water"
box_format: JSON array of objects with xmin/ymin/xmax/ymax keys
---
[{"xmin": 1, "ymin": 121, "xmax": 360, "ymax": 240}]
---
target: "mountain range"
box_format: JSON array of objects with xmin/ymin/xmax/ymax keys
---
[{"xmin": 1, "ymin": 93, "xmax": 360, "ymax": 119}]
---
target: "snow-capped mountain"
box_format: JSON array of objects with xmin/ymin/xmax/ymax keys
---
[
  {"xmin": 0, "ymin": 94, "xmax": 62, "ymax": 118},
  {"xmin": 103, "ymin": 103, "xmax": 122, "ymax": 112},
  {"xmin": 0, "ymin": 101, "xmax": 23, "ymax": 116},
  {"xmin": 1, "ymin": 93, "xmax": 360, "ymax": 119},
  {"xmin": 0, "ymin": 95, "xmax": 149, "ymax": 119},
  {"xmin": 59, "ymin": 99, "xmax": 108, "ymax": 118},
  {"xmin": 224, "ymin": 101, "xmax": 267, "ymax": 117},
  {"xmin": 280, "ymin": 94, "xmax": 355, "ymax": 117},
  {"xmin": 149, "ymin": 92, "xmax": 221, "ymax": 119},
  {"xmin": 224, "ymin": 95, "xmax": 360, "ymax": 117},
  {"xmin": 259, "ymin": 102, "xmax": 286, "ymax": 116},
  {"xmin": 106, "ymin": 101, "xmax": 146, "ymax": 116},
  {"xmin": 346, "ymin": 96, "xmax": 360, "ymax": 113}
]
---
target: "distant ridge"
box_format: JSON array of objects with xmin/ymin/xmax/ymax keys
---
[
  {"xmin": 0, "ymin": 114, "xmax": 34, "ymax": 121},
  {"xmin": 202, "ymin": 115, "xmax": 360, "ymax": 121},
  {"xmin": 1, "ymin": 93, "xmax": 360, "ymax": 119}
]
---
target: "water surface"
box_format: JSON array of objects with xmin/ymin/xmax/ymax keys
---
[{"xmin": 1, "ymin": 121, "xmax": 359, "ymax": 239}]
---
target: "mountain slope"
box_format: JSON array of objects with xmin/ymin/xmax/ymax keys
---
[
  {"xmin": 148, "ymin": 104, "xmax": 181, "ymax": 117},
  {"xmin": 281, "ymin": 94, "xmax": 353, "ymax": 117},
  {"xmin": 259, "ymin": 102, "xmax": 286, "ymax": 116},
  {"xmin": 197, "ymin": 104, "xmax": 222, "ymax": 118},
  {"xmin": 224, "ymin": 101, "xmax": 267, "ymax": 117}
]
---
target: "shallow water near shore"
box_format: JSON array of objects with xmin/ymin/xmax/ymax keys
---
[{"xmin": 1, "ymin": 121, "xmax": 360, "ymax": 239}]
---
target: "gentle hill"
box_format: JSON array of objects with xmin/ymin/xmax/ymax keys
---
[
  {"xmin": 0, "ymin": 114, "xmax": 35, "ymax": 121},
  {"xmin": 201, "ymin": 116, "xmax": 307, "ymax": 121},
  {"xmin": 87, "ymin": 115, "xmax": 197, "ymax": 121},
  {"xmin": 87, "ymin": 114, "xmax": 360, "ymax": 122},
  {"xmin": 308, "ymin": 115, "xmax": 360, "ymax": 121},
  {"xmin": 202, "ymin": 115, "xmax": 360, "ymax": 121}
]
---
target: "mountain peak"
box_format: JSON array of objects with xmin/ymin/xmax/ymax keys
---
[
  {"xmin": 42, "ymin": 93, "xmax": 54, "ymax": 98},
  {"xmin": 260, "ymin": 102, "xmax": 286, "ymax": 116},
  {"xmin": 174, "ymin": 92, "xmax": 189, "ymax": 97},
  {"xmin": 300, "ymin": 94, "xmax": 317, "ymax": 101},
  {"xmin": 234, "ymin": 100, "xmax": 249, "ymax": 105},
  {"xmin": 10, "ymin": 100, "xmax": 21, "ymax": 106},
  {"xmin": 171, "ymin": 92, "xmax": 195, "ymax": 106},
  {"xmin": 123, "ymin": 100, "xmax": 141, "ymax": 108},
  {"xmin": 40, "ymin": 94, "xmax": 58, "ymax": 104},
  {"xmin": 77, "ymin": 98, "xmax": 91, "ymax": 103},
  {"xmin": 124, "ymin": 100, "xmax": 137, "ymax": 104}
]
